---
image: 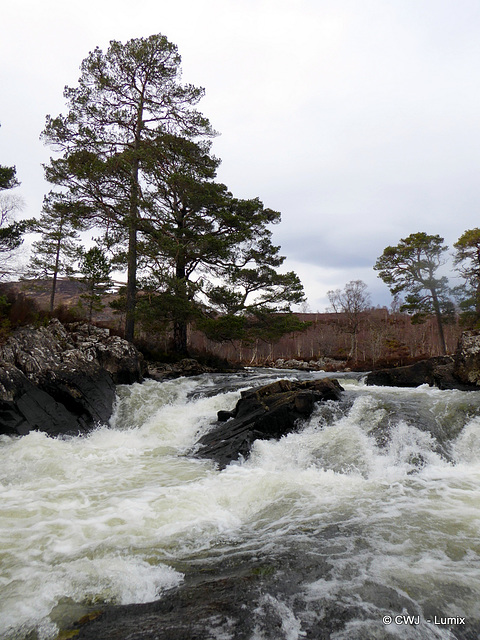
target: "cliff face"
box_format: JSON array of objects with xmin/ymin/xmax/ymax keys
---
[{"xmin": 0, "ymin": 320, "xmax": 144, "ymax": 437}]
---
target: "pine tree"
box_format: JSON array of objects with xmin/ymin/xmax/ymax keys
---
[
  {"xmin": 78, "ymin": 247, "xmax": 112, "ymax": 323},
  {"xmin": 453, "ymin": 228, "xmax": 480, "ymax": 327},
  {"xmin": 0, "ymin": 124, "xmax": 26, "ymax": 276},
  {"xmin": 374, "ymin": 233, "xmax": 451, "ymax": 355},
  {"xmin": 136, "ymin": 135, "xmax": 306, "ymax": 354},
  {"xmin": 42, "ymin": 34, "xmax": 214, "ymax": 341},
  {"xmin": 25, "ymin": 193, "xmax": 84, "ymax": 312}
]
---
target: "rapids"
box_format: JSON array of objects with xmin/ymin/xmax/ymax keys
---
[{"xmin": 1, "ymin": 369, "xmax": 480, "ymax": 639}]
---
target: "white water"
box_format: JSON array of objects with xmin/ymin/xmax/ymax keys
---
[{"xmin": 1, "ymin": 373, "xmax": 480, "ymax": 639}]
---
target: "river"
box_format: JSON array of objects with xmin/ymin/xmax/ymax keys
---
[{"xmin": 1, "ymin": 369, "xmax": 480, "ymax": 639}]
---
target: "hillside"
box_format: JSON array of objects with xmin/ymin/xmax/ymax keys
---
[{"xmin": 1, "ymin": 279, "xmax": 462, "ymax": 368}]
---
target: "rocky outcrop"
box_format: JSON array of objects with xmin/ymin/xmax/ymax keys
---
[
  {"xmin": 365, "ymin": 356, "xmax": 461, "ymax": 390},
  {"xmin": 195, "ymin": 378, "xmax": 343, "ymax": 468},
  {"xmin": 366, "ymin": 332, "xmax": 480, "ymax": 390},
  {"xmin": 0, "ymin": 320, "xmax": 144, "ymax": 437},
  {"xmin": 272, "ymin": 357, "xmax": 347, "ymax": 372},
  {"xmin": 453, "ymin": 330, "xmax": 480, "ymax": 386},
  {"xmin": 147, "ymin": 358, "xmax": 215, "ymax": 380}
]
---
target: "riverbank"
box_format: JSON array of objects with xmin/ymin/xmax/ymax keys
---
[{"xmin": 0, "ymin": 320, "xmax": 144, "ymax": 437}]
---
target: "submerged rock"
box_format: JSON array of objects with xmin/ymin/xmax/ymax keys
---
[
  {"xmin": 0, "ymin": 320, "xmax": 144, "ymax": 437},
  {"xmin": 195, "ymin": 378, "xmax": 343, "ymax": 469}
]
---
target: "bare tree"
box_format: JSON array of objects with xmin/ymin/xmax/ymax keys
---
[
  {"xmin": 327, "ymin": 280, "xmax": 371, "ymax": 361},
  {"xmin": 0, "ymin": 193, "xmax": 25, "ymax": 278}
]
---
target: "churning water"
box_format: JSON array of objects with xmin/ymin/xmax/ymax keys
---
[{"xmin": 1, "ymin": 370, "xmax": 480, "ymax": 639}]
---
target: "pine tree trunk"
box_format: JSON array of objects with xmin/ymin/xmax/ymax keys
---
[
  {"xmin": 431, "ymin": 290, "xmax": 447, "ymax": 355},
  {"xmin": 124, "ymin": 103, "xmax": 143, "ymax": 343},
  {"xmin": 173, "ymin": 320, "xmax": 188, "ymax": 356},
  {"xmin": 171, "ymin": 241, "xmax": 189, "ymax": 355},
  {"xmin": 49, "ymin": 235, "xmax": 62, "ymax": 314},
  {"xmin": 125, "ymin": 221, "xmax": 137, "ymax": 342}
]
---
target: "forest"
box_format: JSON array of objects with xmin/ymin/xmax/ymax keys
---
[{"xmin": 1, "ymin": 33, "xmax": 480, "ymax": 368}]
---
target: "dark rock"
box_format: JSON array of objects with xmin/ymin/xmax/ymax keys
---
[
  {"xmin": 0, "ymin": 319, "xmax": 143, "ymax": 437},
  {"xmin": 147, "ymin": 358, "xmax": 214, "ymax": 381},
  {"xmin": 71, "ymin": 549, "xmax": 442, "ymax": 640},
  {"xmin": 217, "ymin": 409, "xmax": 235, "ymax": 422},
  {"xmin": 195, "ymin": 378, "xmax": 343, "ymax": 469},
  {"xmin": 37, "ymin": 364, "xmax": 116, "ymax": 428},
  {"xmin": 365, "ymin": 356, "xmax": 464, "ymax": 390},
  {"xmin": 0, "ymin": 363, "xmax": 83, "ymax": 436}
]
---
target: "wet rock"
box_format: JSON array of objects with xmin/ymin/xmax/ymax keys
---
[
  {"xmin": 195, "ymin": 378, "xmax": 343, "ymax": 469},
  {"xmin": 273, "ymin": 357, "xmax": 347, "ymax": 372},
  {"xmin": 453, "ymin": 329, "xmax": 480, "ymax": 387},
  {"xmin": 365, "ymin": 357, "xmax": 458, "ymax": 389},
  {"xmin": 0, "ymin": 319, "xmax": 143, "ymax": 437},
  {"xmin": 147, "ymin": 358, "xmax": 215, "ymax": 381},
  {"xmin": 366, "ymin": 330, "xmax": 480, "ymax": 391},
  {"xmin": 0, "ymin": 363, "xmax": 85, "ymax": 436},
  {"xmin": 71, "ymin": 550, "xmax": 451, "ymax": 640}
]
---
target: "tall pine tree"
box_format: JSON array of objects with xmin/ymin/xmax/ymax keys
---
[
  {"xmin": 42, "ymin": 34, "xmax": 214, "ymax": 341},
  {"xmin": 25, "ymin": 193, "xmax": 84, "ymax": 312}
]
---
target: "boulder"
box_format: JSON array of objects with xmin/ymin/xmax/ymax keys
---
[
  {"xmin": 63, "ymin": 323, "xmax": 145, "ymax": 384},
  {"xmin": 453, "ymin": 330, "xmax": 480, "ymax": 386},
  {"xmin": 0, "ymin": 320, "xmax": 144, "ymax": 437},
  {"xmin": 195, "ymin": 378, "xmax": 343, "ymax": 469},
  {"xmin": 147, "ymin": 358, "xmax": 214, "ymax": 381},
  {"xmin": 365, "ymin": 356, "xmax": 460, "ymax": 390},
  {"xmin": 366, "ymin": 335, "xmax": 480, "ymax": 390}
]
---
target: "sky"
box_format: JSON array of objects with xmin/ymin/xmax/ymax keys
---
[{"xmin": 2, "ymin": 0, "xmax": 480, "ymax": 310}]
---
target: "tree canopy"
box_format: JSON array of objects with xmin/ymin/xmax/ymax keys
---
[
  {"xmin": 25, "ymin": 193, "xmax": 85, "ymax": 312},
  {"xmin": 453, "ymin": 228, "xmax": 480, "ymax": 326},
  {"xmin": 122, "ymin": 134, "xmax": 306, "ymax": 353},
  {"xmin": 0, "ymin": 126, "xmax": 25, "ymax": 278},
  {"xmin": 78, "ymin": 246, "xmax": 112, "ymax": 323},
  {"xmin": 374, "ymin": 232, "xmax": 451, "ymax": 354}
]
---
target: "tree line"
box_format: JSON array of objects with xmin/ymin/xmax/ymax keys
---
[{"xmin": 328, "ymin": 230, "xmax": 480, "ymax": 359}]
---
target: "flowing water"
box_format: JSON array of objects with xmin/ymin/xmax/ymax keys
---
[{"xmin": 1, "ymin": 369, "xmax": 480, "ymax": 639}]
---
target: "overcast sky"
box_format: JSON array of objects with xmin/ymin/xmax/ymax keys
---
[{"xmin": 2, "ymin": 0, "xmax": 480, "ymax": 310}]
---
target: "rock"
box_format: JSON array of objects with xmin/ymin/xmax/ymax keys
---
[
  {"xmin": 365, "ymin": 357, "xmax": 460, "ymax": 389},
  {"xmin": 273, "ymin": 357, "xmax": 346, "ymax": 372},
  {"xmin": 147, "ymin": 358, "xmax": 214, "ymax": 381},
  {"xmin": 365, "ymin": 347, "xmax": 480, "ymax": 391},
  {"xmin": 195, "ymin": 378, "xmax": 343, "ymax": 469},
  {"xmin": 65, "ymin": 323, "xmax": 145, "ymax": 384},
  {"xmin": 0, "ymin": 319, "xmax": 144, "ymax": 437},
  {"xmin": 453, "ymin": 330, "xmax": 480, "ymax": 386},
  {"xmin": 0, "ymin": 363, "xmax": 81, "ymax": 436}
]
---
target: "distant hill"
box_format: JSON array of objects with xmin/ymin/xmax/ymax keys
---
[{"xmin": 2, "ymin": 278, "xmax": 124, "ymax": 325}]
